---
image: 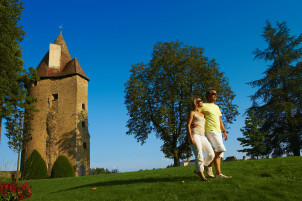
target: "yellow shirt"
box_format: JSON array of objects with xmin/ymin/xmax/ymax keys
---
[{"xmin": 200, "ymin": 103, "xmax": 222, "ymax": 132}]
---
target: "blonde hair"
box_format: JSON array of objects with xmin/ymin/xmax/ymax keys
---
[{"xmin": 192, "ymin": 97, "xmax": 202, "ymax": 111}]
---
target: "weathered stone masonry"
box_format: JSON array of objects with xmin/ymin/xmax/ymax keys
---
[{"xmin": 21, "ymin": 33, "xmax": 90, "ymax": 177}]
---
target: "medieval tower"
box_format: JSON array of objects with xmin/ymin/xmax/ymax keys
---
[{"xmin": 21, "ymin": 33, "xmax": 90, "ymax": 177}]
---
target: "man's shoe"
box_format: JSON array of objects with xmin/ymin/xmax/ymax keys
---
[
  {"xmin": 216, "ymin": 174, "xmax": 232, "ymax": 178},
  {"xmin": 204, "ymin": 166, "xmax": 214, "ymax": 178}
]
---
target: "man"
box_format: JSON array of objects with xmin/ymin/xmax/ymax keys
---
[{"xmin": 194, "ymin": 87, "xmax": 231, "ymax": 178}]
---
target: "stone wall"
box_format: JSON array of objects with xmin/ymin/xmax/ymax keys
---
[
  {"xmin": 22, "ymin": 75, "xmax": 89, "ymax": 177},
  {"xmin": 75, "ymin": 76, "xmax": 90, "ymax": 176},
  {"xmin": 0, "ymin": 171, "xmax": 21, "ymax": 180}
]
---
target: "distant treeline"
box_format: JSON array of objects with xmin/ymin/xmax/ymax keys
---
[{"xmin": 90, "ymin": 168, "xmax": 119, "ymax": 175}]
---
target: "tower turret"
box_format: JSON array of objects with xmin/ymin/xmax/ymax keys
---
[{"xmin": 21, "ymin": 33, "xmax": 90, "ymax": 177}]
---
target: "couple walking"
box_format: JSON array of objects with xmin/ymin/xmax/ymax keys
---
[{"xmin": 187, "ymin": 88, "xmax": 231, "ymax": 182}]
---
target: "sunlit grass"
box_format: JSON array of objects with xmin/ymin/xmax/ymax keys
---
[{"xmin": 24, "ymin": 156, "xmax": 302, "ymax": 201}]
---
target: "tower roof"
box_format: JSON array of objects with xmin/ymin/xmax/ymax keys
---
[
  {"xmin": 53, "ymin": 33, "xmax": 72, "ymax": 59},
  {"xmin": 36, "ymin": 33, "xmax": 89, "ymax": 81}
]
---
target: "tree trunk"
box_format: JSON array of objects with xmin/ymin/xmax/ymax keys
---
[
  {"xmin": 0, "ymin": 101, "xmax": 3, "ymax": 143},
  {"xmin": 173, "ymin": 149, "xmax": 179, "ymax": 167},
  {"xmin": 0, "ymin": 116, "xmax": 2, "ymax": 143},
  {"xmin": 291, "ymin": 133, "xmax": 301, "ymax": 156},
  {"xmin": 293, "ymin": 148, "xmax": 301, "ymax": 156},
  {"xmin": 16, "ymin": 148, "xmax": 21, "ymax": 182},
  {"xmin": 288, "ymin": 117, "xmax": 301, "ymax": 156}
]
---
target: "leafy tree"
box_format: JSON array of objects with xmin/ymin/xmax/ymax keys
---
[
  {"xmin": 125, "ymin": 41, "xmax": 238, "ymax": 166},
  {"xmin": 5, "ymin": 107, "xmax": 32, "ymax": 181},
  {"xmin": 237, "ymin": 109, "xmax": 268, "ymax": 159},
  {"xmin": 0, "ymin": 0, "xmax": 24, "ymax": 136},
  {"xmin": 0, "ymin": 0, "xmax": 38, "ymax": 181},
  {"xmin": 111, "ymin": 168, "xmax": 119, "ymax": 173},
  {"xmin": 90, "ymin": 168, "xmax": 96, "ymax": 175},
  {"xmin": 90, "ymin": 167, "xmax": 106, "ymax": 175},
  {"xmin": 95, "ymin": 167, "xmax": 105, "ymax": 174},
  {"xmin": 249, "ymin": 21, "xmax": 302, "ymax": 156}
]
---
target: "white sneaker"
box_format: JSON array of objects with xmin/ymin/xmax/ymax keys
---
[
  {"xmin": 216, "ymin": 174, "xmax": 232, "ymax": 178},
  {"xmin": 204, "ymin": 166, "xmax": 214, "ymax": 178}
]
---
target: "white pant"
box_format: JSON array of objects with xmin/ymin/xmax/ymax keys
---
[
  {"xmin": 191, "ymin": 134, "xmax": 215, "ymax": 172},
  {"xmin": 205, "ymin": 130, "xmax": 226, "ymax": 153}
]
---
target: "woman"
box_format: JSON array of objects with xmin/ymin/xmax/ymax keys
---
[{"xmin": 187, "ymin": 97, "xmax": 215, "ymax": 182}]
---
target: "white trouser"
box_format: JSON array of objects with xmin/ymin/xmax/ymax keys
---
[
  {"xmin": 206, "ymin": 130, "xmax": 226, "ymax": 158},
  {"xmin": 191, "ymin": 134, "xmax": 215, "ymax": 173}
]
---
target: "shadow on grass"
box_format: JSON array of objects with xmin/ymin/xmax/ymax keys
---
[
  {"xmin": 259, "ymin": 173, "xmax": 273, "ymax": 178},
  {"xmin": 54, "ymin": 176, "xmax": 196, "ymax": 193}
]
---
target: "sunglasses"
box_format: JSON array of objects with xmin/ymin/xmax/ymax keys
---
[
  {"xmin": 210, "ymin": 93, "xmax": 217, "ymax": 96},
  {"xmin": 197, "ymin": 100, "xmax": 203, "ymax": 103}
]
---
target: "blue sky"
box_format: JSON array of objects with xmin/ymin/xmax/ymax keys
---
[{"xmin": 1, "ymin": 0, "xmax": 302, "ymax": 172}]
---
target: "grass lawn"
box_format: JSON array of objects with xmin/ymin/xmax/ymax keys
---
[{"xmin": 25, "ymin": 156, "xmax": 301, "ymax": 201}]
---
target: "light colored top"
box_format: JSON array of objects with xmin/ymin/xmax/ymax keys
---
[
  {"xmin": 192, "ymin": 112, "xmax": 205, "ymax": 136},
  {"xmin": 200, "ymin": 103, "xmax": 222, "ymax": 132}
]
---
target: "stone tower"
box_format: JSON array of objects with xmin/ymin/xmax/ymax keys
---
[{"xmin": 21, "ymin": 33, "xmax": 90, "ymax": 177}]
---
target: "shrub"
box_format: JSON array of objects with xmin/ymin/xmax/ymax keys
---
[
  {"xmin": 111, "ymin": 168, "xmax": 119, "ymax": 173},
  {"xmin": 21, "ymin": 150, "xmax": 47, "ymax": 180},
  {"xmin": 51, "ymin": 155, "xmax": 74, "ymax": 178},
  {"xmin": 0, "ymin": 179, "xmax": 32, "ymax": 200}
]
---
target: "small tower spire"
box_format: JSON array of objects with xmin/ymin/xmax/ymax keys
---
[{"xmin": 59, "ymin": 25, "xmax": 63, "ymax": 35}]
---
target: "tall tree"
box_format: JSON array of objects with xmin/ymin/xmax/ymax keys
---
[
  {"xmin": 0, "ymin": 0, "xmax": 38, "ymax": 179},
  {"xmin": 249, "ymin": 21, "xmax": 302, "ymax": 157},
  {"xmin": 237, "ymin": 109, "xmax": 268, "ymax": 159},
  {"xmin": 0, "ymin": 0, "xmax": 25, "ymax": 139},
  {"xmin": 5, "ymin": 106, "xmax": 32, "ymax": 182},
  {"xmin": 125, "ymin": 41, "xmax": 238, "ymax": 166}
]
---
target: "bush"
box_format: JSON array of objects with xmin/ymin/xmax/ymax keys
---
[
  {"xmin": 21, "ymin": 150, "xmax": 47, "ymax": 180},
  {"xmin": 0, "ymin": 180, "xmax": 32, "ymax": 200},
  {"xmin": 51, "ymin": 155, "xmax": 74, "ymax": 178},
  {"xmin": 111, "ymin": 168, "xmax": 119, "ymax": 173}
]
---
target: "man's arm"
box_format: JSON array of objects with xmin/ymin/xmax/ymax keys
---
[{"xmin": 219, "ymin": 116, "xmax": 228, "ymax": 141}]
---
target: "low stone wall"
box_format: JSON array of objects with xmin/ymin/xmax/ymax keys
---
[{"xmin": 0, "ymin": 171, "xmax": 21, "ymax": 179}]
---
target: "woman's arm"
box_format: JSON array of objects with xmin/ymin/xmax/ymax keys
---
[{"xmin": 187, "ymin": 111, "xmax": 195, "ymax": 145}]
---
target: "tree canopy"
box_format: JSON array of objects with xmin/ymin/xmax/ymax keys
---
[
  {"xmin": 0, "ymin": 0, "xmax": 38, "ymax": 141},
  {"xmin": 249, "ymin": 21, "xmax": 302, "ymax": 156},
  {"xmin": 125, "ymin": 41, "xmax": 238, "ymax": 166},
  {"xmin": 237, "ymin": 109, "xmax": 268, "ymax": 159},
  {"xmin": 1, "ymin": 0, "xmax": 24, "ymax": 112},
  {"xmin": 0, "ymin": 0, "xmax": 38, "ymax": 180}
]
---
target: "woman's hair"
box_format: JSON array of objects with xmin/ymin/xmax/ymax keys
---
[{"xmin": 192, "ymin": 97, "xmax": 201, "ymax": 111}]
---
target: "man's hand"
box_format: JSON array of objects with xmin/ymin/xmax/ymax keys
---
[
  {"xmin": 223, "ymin": 131, "xmax": 228, "ymax": 141},
  {"xmin": 191, "ymin": 121, "xmax": 197, "ymax": 128},
  {"xmin": 190, "ymin": 138, "xmax": 195, "ymax": 145}
]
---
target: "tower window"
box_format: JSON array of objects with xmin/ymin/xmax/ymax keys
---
[
  {"xmin": 52, "ymin": 94, "xmax": 58, "ymax": 100},
  {"xmin": 34, "ymin": 81, "xmax": 37, "ymax": 86},
  {"xmin": 83, "ymin": 142, "xmax": 87, "ymax": 149},
  {"xmin": 82, "ymin": 104, "xmax": 85, "ymax": 110},
  {"xmin": 82, "ymin": 121, "xmax": 86, "ymax": 128}
]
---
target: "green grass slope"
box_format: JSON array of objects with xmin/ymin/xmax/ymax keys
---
[{"xmin": 27, "ymin": 156, "xmax": 301, "ymax": 201}]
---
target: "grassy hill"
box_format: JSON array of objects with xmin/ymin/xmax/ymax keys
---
[{"xmin": 26, "ymin": 156, "xmax": 301, "ymax": 201}]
